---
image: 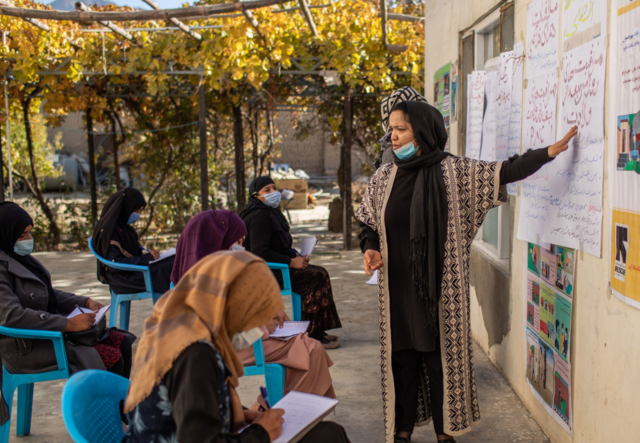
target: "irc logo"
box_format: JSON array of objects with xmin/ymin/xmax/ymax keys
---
[{"xmin": 614, "ymin": 224, "xmax": 629, "ymax": 282}]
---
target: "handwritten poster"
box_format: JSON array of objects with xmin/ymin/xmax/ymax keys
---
[
  {"xmin": 508, "ymin": 42, "xmax": 525, "ymax": 195},
  {"xmin": 562, "ymin": 0, "xmax": 607, "ymax": 43},
  {"xmin": 523, "ymin": 71, "xmax": 559, "ymax": 150},
  {"xmin": 517, "ymin": 70, "xmax": 558, "ymax": 245},
  {"xmin": 480, "ymin": 71, "xmax": 498, "ymax": 161},
  {"xmin": 524, "ymin": 242, "xmax": 575, "ymax": 434},
  {"xmin": 495, "ymin": 51, "xmax": 516, "ymax": 163},
  {"xmin": 544, "ymin": 38, "xmax": 606, "ymax": 256},
  {"xmin": 526, "ymin": 0, "xmax": 560, "ymax": 78},
  {"xmin": 466, "ymin": 71, "xmax": 486, "ymax": 160},
  {"xmin": 609, "ymin": 0, "xmax": 640, "ymax": 309}
]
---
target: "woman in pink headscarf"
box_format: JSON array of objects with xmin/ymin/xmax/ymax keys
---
[{"xmin": 171, "ymin": 210, "xmax": 336, "ymax": 399}]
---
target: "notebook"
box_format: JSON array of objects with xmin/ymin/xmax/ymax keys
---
[
  {"xmin": 67, "ymin": 304, "xmax": 111, "ymax": 326},
  {"xmin": 300, "ymin": 238, "xmax": 318, "ymax": 258},
  {"xmin": 270, "ymin": 321, "xmax": 310, "ymax": 339},
  {"xmin": 271, "ymin": 391, "xmax": 339, "ymax": 443},
  {"xmin": 149, "ymin": 247, "xmax": 176, "ymax": 264}
]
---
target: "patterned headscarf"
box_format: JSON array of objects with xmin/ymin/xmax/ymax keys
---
[
  {"xmin": 124, "ymin": 251, "xmax": 284, "ymax": 424},
  {"xmin": 380, "ymin": 86, "xmax": 428, "ymax": 133}
]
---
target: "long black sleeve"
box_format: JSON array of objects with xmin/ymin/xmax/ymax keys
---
[
  {"xmin": 245, "ymin": 216, "xmax": 293, "ymax": 265},
  {"xmin": 165, "ymin": 343, "xmax": 270, "ymax": 443},
  {"xmin": 105, "ymin": 245, "xmax": 152, "ymax": 266},
  {"xmin": 500, "ymin": 147, "xmax": 553, "ymax": 185},
  {"xmin": 359, "ymin": 223, "xmax": 380, "ymax": 253}
]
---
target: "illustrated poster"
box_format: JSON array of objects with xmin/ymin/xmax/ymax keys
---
[
  {"xmin": 609, "ymin": 0, "xmax": 640, "ymax": 309},
  {"xmin": 434, "ymin": 63, "xmax": 451, "ymax": 152},
  {"xmin": 524, "ymin": 242, "xmax": 574, "ymax": 434}
]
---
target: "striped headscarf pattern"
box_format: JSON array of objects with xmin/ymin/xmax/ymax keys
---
[
  {"xmin": 380, "ymin": 86, "xmax": 428, "ymax": 133},
  {"xmin": 124, "ymin": 250, "xmax": 284, "ymax": 424}
]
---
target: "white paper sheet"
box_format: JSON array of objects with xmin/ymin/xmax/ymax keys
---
[
  {"xmin": 270, "ymin": 321, "xmax": 311, "ymax": 339},
  {"xmin": 526, "ymin": 0, "xmax": 560, "ymax": 78},
  {"xmin": 480, "ymin": 71, "xmax": 498, "ymax": 161},
  {"xmin": 365, "ymin": 270, "xmax": 378, "ymax": 285},
  {"xmin": 508, "ymin": 43, "xmax": 525, "ymax": 195},
  {"xmin": 465, "ymin": 71, "xmax": 486, "ymax": 160},
  {"xmin": 562, "ymin": 0, "xmax": 607, "ymax": 43},
  {"xmin": 67, "ymin": 304, "xmax": 111, "ymax": 326},
  {"xmin": 543, "ymin": 38, "xmax": 606, "ymax": 256},
  {"xmin": 300, "ymin": 238, "xmax": 318, "ymax": 258},
  {"xmin": 517, "ymin": 70, "xmax": 559, "ymax": 245},
  {"xmin": 149, "ymin": 247, "xmax": 176, "ymax": 264},
  {"xmin": 272, "ymin": 391, "xmax": 339, "ymax": 443},
  {"xmin": 495, "ymin": 51, "xmax": 516, "ymax": 162}
]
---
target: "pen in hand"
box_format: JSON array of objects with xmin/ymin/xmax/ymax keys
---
[
  {"xmin": 259, "ymin": 386, "xmax": 271, "ymax": 409},
  {"xmin": 139, "ymin": 245, "xmax": 151, "ymax": 253}
]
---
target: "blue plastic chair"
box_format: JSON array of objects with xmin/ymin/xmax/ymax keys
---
[
  {"xmin": 0, "ymin": 325, "xmax": 69, "ymax": 441},
  {"xmin": 61, "ymin": 370, "xmax": 130, "ymax": 443},
  {"xmin": 88, "ymin": 237, "xmax": 163, "ymax": 331},
  {"xmin": 266, "ymin": 262, "xmax": 302, "ymax": 322},
  {"xmin": 242, "ymin": 262, "xmax": 303, "ymax": 405}
]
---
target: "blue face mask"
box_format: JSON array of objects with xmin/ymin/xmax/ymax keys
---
[
  {"xmin": 394, "ymin": 141, "xmax": 418, "ymax": 160},
  {"xmin": 128, "ymin": 213, "xmax": 140, "ymax": 225},
  {"xmin": 264, "ymin": 191, "xmax": 282, "ymax": 208},
  {"xmin": 14, "ymin": 239, "xmax": 34, "ymax": 256}
]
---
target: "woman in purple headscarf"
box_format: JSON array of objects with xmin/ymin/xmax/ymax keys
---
[{"xmin": 171, "ymin": 209, "xmax": 336, "ymax": 400}]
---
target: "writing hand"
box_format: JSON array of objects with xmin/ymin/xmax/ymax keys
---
[
  {"xmin": 65, "ymin": 313, "xmax": 95, "ymax": 332},
  {"xmin": 548, "ymin": 126, "xmax": 578, "ymax": 158},
  {"xmin": 275, "ymin": 310, "xmax": 290, "ymax": 328},
  {"xmin": 266, "ymin": 319, "xmax": 278, "ymax": 335},
  {"xmin": 254, "ymin": 408, "xmax": 285, "ymax": 441},
  {"xmin": 150, "ymin": 250, "xmax": 161, "ymax": 260},
  {"xmin": 243, "ymin": 410, "xmax": 261, "ymax": 424},
  {"xmin": 364, "ymin": 249, "xmax": 383, "ymax": 276}
]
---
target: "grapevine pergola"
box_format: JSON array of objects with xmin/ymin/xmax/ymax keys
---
[{"xmin": 1, "ymin": 0, "xmax": 424, "ymax": 250}]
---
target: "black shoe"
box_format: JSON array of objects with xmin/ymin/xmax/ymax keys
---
[
  {"xmin": 437, "ymin": 440, "xmax": 456, "ymax": 443},
  {"xmin": 394, "ymin": 436, "xmax": 410, "ymax": 443}
]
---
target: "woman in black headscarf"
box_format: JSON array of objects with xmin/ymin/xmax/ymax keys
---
[
  {"xmin": 0, "ymin": 202, "xmax": 133, "ymax": 378},
  {"xmin": 93, "ymin": 187, "xmax": 174, "ymax": 295},
  {"xmin": 356, "ymin": 100, "xmax": 577, "ymax": 443},
  {"xmin": 240, "ymin": 177, "xmax": 342, "ymax": 349}
]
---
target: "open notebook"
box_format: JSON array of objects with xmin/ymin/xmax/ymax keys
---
[
  {"xmin": 67, "ymin": 304, "xmax": 111, "ymax": 326},
  {"xmin": 272, "ymin": 391, "xmax": 339, "ymax": 443},
  {"xmin": 269, "ymin": 321, "xmax": 310, "ymax": 339},
  {"xmin": 149, "ymin": 247, "xmax": 176, "ymax": 264},
  {"xmin": 300, "ymin": 238, "xmax": 318, "ymax": 258}
]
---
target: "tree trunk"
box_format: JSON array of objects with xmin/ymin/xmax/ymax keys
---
[
  {"xmin": 233, "ymin": 104, "xmax": 246, "ymax": 212},
  {"xmin": 21, "ymin": 90, "xmax": 61, "ymax": 248},
  {"xmin": 260, "ymin": 107, "xmax": 275, "ymax": 177},
  {"xmin": 251, "ymin": 106, "xmax": 260, "ymax": 179},
  {"xmin": 86, "ymin": 108, "xmax": 98, "ymax": 227},
  {"xmin": 198, "ymin": 81, "xmax": 209, "ymax": 211},
  {"xmin": 342, "ymin": 84, "xmax": 353, "ymax": 251},
  {"xmin": 107, "ymin": 111, "xmax": 122, "ymax": 190},
  {"xmin": 0, "ymin": 120, "xmax": 5, "ymax": 202}
]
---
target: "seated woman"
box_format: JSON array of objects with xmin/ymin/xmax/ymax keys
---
[
  {"xmin": 171, "ymin": 209, "xmax": 336, "ymax": 399},
  {"xmin": 240, "ymin": 177, "xmax": 342, "ymax": 349},
  {"xmin": 123, "ymin": 252, "xmax": 350, "ymax": 443},
  {"xmin": 93, "ymin": 187, "xmax": 174, "ymax": 295},
  {"xmin": 0, "ymin": 202, "xmax": 132, "ymax": 378}
]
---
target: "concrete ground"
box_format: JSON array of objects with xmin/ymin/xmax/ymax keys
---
[{"xmin": 7, "ymin": 221, "xmax": 548, "ymax": 443}]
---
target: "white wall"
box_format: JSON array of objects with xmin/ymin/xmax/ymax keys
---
[{"xmin": 424, "ymin": 1, "xmax": 640, "ymax": 442}]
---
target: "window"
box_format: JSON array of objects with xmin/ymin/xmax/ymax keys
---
[{"xmin": 458, "ymin": 1, "xmax": 515, "ymax": 266}]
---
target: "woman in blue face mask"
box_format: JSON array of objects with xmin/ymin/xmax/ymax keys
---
[
  {"xmin": 240, "ymin": 177, "xmax": 342, "ymax": 350},
  {"xmin": 0, "ymin": 202, "xmax": 134, "ymax": 384},
  {"xmin": 92, "ymin": 187, "xmax": 175, "ymax": 295},
  {"xmin": 357, "ymin": 99, "xmax": 577, "ymax": 443}
]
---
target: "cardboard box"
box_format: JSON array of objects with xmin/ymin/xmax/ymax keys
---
[{"xmin": 275, "ymin": 178, "xmax": 308, "ymax": 210}]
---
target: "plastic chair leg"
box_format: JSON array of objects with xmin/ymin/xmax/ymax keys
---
[
  {"xmin": 1, "ymin": 379, "xmax": 15, "ymax": 442},
  {"xmin": 292, "ymin": 292, "xmax": 302, "ymax": 322},
  {"xmin": 109, "ymin": 293, "xmax": 119, "ymax": 328},
  {"xmin": 119, "ymin": 301, "xmax": 131, "ymax": 331},
  {"xmin": 16, "ymin": 384, "xmax": 33, "ymax": 436},
  {"xmin": 265, "ymin": 365, "xmax": 286, "ymax": 405}
]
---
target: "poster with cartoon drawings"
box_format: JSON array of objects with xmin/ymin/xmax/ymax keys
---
[{"xmin": 524, "ymin": 242, "xmax": 574, "ymax": 434}]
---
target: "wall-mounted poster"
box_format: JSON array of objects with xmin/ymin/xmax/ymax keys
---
[
  {"xmin": 465, "ymin": 71, "xmax": 487, "ymax": 160},
  {"xmin": 434, "ymin": 63, "xmax": 451, "ymax": 152},
  {"xmin": 451, "ymin": 62, "xmax": 458, "ymax": 122},
  {"xmin": 609, "ymin": 0, "xmax": 640, "ymax": 309},
  {"xmin": 524, "ymin": 242, "xmax": 575, "ymax": 435}
]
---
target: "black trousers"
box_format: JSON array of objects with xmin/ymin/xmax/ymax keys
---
[{"xmin": 392, "ymin": 344, "xmax": 445, "ymax": 435}]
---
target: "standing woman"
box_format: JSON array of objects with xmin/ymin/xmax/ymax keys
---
[
  {"xmin": 356, "ymin": 99, "xmax": 577, "ymax": 443},
  {"xmin": 241, "ymin": 177, "xmax": 342, "ymax": 349},
  {"xmin": 93, "ymin": 187, "xmax": 174, "ymax": 295}
]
